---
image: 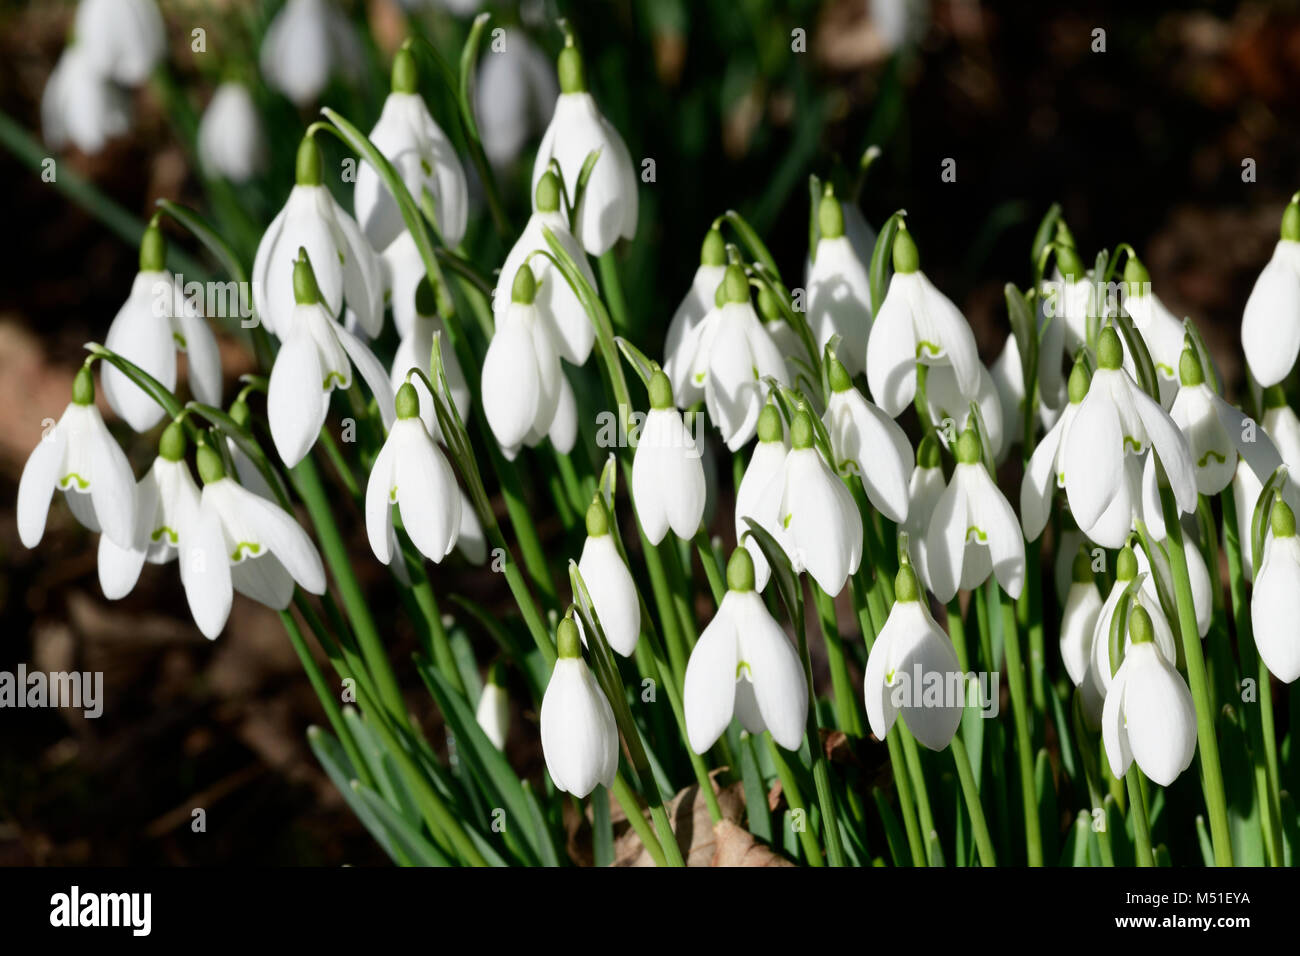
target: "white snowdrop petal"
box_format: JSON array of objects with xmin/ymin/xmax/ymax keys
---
[
  {"xmin": 683, "ymin": 598, "xmax": 741, "ymax": 754},
  {"xmin": 17, "ymin": 425, "xmax": 66, "ymax": 549}
]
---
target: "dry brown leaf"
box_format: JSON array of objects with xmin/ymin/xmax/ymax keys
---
[{"xmin": 711, "ymin": 820, "xmax": 796, "ymax": 867}]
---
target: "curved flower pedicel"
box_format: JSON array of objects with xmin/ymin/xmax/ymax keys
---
[
  {"xmin": 807, "ymin": 191, "xmax": 873, "ymax": 376},
  {"xmin": 863, "ymin": 562, "xmax": 964, "ymax": 751},
  {"xmin": 540, "ymin": 618, "xmax": 619, "ymax": 798},
  {"xmin": 197, "ymin": 81, "xmax": 269, "ymax": 184},
  {"xmin": 576, "ymin": 498, "xmax": 641, "ymax": 658},
  {"xmin": 735, "ymin": 404, "xmax": 787, "ymax": 592},
  {"xmin": 663, "ymin": 228, "xmax": 727, "ymax": 403},
  {"xmin": 823, "ymin": 354, "xmax": 912, "ymax": 524},
  {"xmin": 1252, "ymin": 501, "xmax": 1300, "ymax": 683},
  {"xmin": 355, "ymin": 48, "xmax": 469, "ymax": 252},
  {"xmin": 253, "ymin": 136, "xmax": 384, "ymax": 338},
  {"xmin": 684, "ymin": 548, "xmax": 808, "ymax": 753},
  {"xmin": 1242, "ymin": 194, "xmax": 1300, "ymax": 389},
  {"xmin": 630, "ymin": 371, "xmax": 707, "ymax": 545},
  {"xmin": 259, "ymin": 0, "xmax": 362, "ymax": 108}
]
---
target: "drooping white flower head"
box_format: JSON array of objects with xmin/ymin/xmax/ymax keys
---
[
  {"xmin": 492, "ymin": 171, "xmax": 596, "ymax": 365},
  {"xmin": 180, "ymin": 445, "xmax": 326, "ymax": 639},
  {"xmin": 253, "ymin": 136, "xmax": 384, "ymax": 338},
  {"xmin": 688, "ymin": 265, "xmax": 789, "ymax": 450},
  {"xmin": 576, "ymin": 499, "xmax": 641, "ymax": 657},
  {"xmin": 1086, "ymin": 547, "xmax": 1178, "ymax": 701},
  {"xmin": 630, "ymin": 371, "xmax": 707, "ymax": 545},
  {"xmin": 1253, "ymin": 500, "xmax": 1300, "ymax": 683},
  {"xmin": 823, "ymin": 355, "xmax": 912, "ymax": 523},
  {"xmin": 355, "ymin": 49, "xmax": 469, "ymax": 252},
  {"xmin": 101, "ymin": 221, "xmax": 222, "ymax": 432},
  {"xmin": 41, "ymin": 44, "xmax": 130, "ymax": 154},
  {"xmin": 18, "ymin": 366, "xmax": 136, "ymax": 551},
  {"xmin": 97, "ymin": 421, "xmax": 201, "ymax": 600},
  {"xmin": 481, "ymin": 264, "xmax": 563, "ymax": 460},
  {"xmin": 1062, "ymin": 325, "xmax": 1198, "ymax": 537},
  {"xmin": 266, "ymin": 249, "xmax": 396, "ymax": 466},
  {"xmin": 765, "ymin": 409, "xmax": 863, "ymax": 597},
  {"xmin": 807, "ymin": 192, "xmax": 873, "ymax": 376},
  {"xmin": 866, "ymin": 223, "xmax": 981, "ymax": 418},
  {"xmin": 1059, "ymin": 548, "xmax": 1102, "ymax": 687},
  {"xmin": 259, "ymin": 0, "xmax": 362, "ymax": 108},
  {"xmin": 924, "ymin": 361, "xmax": 1005, "ymax": 465},
  {"xmin": 1232, "ymin": 386, "xmax": 1300, "ymax": 579},
  {"xmin": 475, "ymin": 27, "xmax": 557, "ymax": 168},
  {"xmin": 74, "ymin": 0, "xmax": 165, "ymax": 86},
  {"xmin": 902, "ymin": 434, "xmax": 945, "ymax": 590},
  {"xmin": 540, "ymin": 618, "xmax": 619, "ymax": 797},
  {"xmin": 663, "ymin": 228, "xmax": 727, "ymax": 404},
  {"xmin": 366, "ymin": 382, "xmax": 461, "ymax": 566},
  {"xmin": 475, "ymin": 663, "xmax": 511, "ymax": 750},
  {"xmin": 530, "ymin": 43, "xmax": 637, "ymax": 256},
  {"xmin": 1120, "ymin": 254, "xmax": 1187, "ymax": 408},
  {"xmin": 1021, "ymin": 358, "xmax": 1090, "ymax": 542},
  {"xmin": 989, "ymin": 332, "xmax": 1066, "ymax": 457},
  {"xmin": 684, "ymin": 549, "xmax": 808, "ymax": 753},
  {"xmin": 388, "ymin": 274, "xmax": 471, "ymax": 442},
  {"xmin": 1242, "ymin": 195, "xmax": 1300, "ymax": 389},
  {"xmin": 1102, "ymin": 605, "xmax": 1198, "ymax": 787},
  {"xmin": 925, "ymin": 426, "xmax": 1025, "ymax": 603},
  {"xmin": 863, "ymin": 562, "xmax": 964, "ymax": 751},
  {"xmin": 197, "ymin": 81, "xmax": 269, "ymax": 183},
  {"xmin": 735, "ymin": 404, "xmax": 787, "ymax": 592}
]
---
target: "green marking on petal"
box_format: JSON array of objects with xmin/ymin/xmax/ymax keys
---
[
  {"xmin": 736, "ymin": 660, "xmax": 753, "ymax": 680},
  {"xmin": 1198, "ymin": 449, "xmax": 1228, "ymax": 467},
  {"xmin": 323, "ymin": 370, "xmax": 347, "ymax": 389},
  {"xmin": 232, "ymin": 541, "xmax": 262, "ymax": 561},
  {"xmin": 916, "ymin": 340, "xmax": 942, "ymax": 358},
  {"xmin": 1123, "ymin": 435, "xmax": 1143, "ymax": 453},
  {"xmin": 1156, "ymin": 362, "xmax": 1174, "ymax": 377},
  {"xmin": 338, "ymin": 250, "xmax": 345, "ymax": 265},
  {"xmin": 172, "ymin": 332, "xmax": 187, "ymax": 349},
  {"xmin": 420, "ymin": 159, "xmax": 432, "ymax": 176},
  {"xmin": 885, "ymin": 668, "xmax": 896, "ymax": 684},
  {"xmin": 151, "ymin": 526, "xmax": 179, "ymax": 545},
  {"xmin": 59, "ymin": 473, "xmax": 89, "ymax": 490},
  {"xmin": 782, "ymin": 512, "xmax": 792, "ymax": 530},
  {"xmin": 965, "ymin": 525, "xmax": 988, "ymax": 543},
  {"xmin": 389, "ymin": 485, "xmax": 398, "ymax": 503}
]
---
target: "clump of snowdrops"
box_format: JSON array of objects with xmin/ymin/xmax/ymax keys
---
[{"xmin": 11, "ymin": 0, "xmax": 1300, "ymax": 867}]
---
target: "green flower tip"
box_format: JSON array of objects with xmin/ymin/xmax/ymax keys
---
[
  {"xmin": 511, "ymin": 264, "xmax": 537, "ymax": 305},
  {"xmin": 1282, "ymin": 195, "xmax": 1300, "ymax": 242},
  {"xmin": 159, "ymin": 420, "xmax": 187, "ymax": 462},
  {"xmin": 828, "ymin": 355, "xmax": 853, "ymax": 393},
  {"xmin": 1097, "ymin": 326, "xmax": 1123, "ymax": 371},
  {"xmin": 1272, "ymin": 498, "xmax": 1296, "ymax": 538},
  {"xmin": 535, "ymin": 171, "xmax": 562, "ymax": 214},
  {"xmin": 1067, "ymin": 356, "xmax": 1093, "ymax": 403},
  {"xmin": 139, "ymin": 222, "xmax": 166, "ymax": 272},
  {"xmin": 293, "ymin": 248, "xmax": 322, "ymax": 305},
  {"xmin": 790, "ymin": 410, "xmax": 814, "ymax": 450},
  {"xmin": 229, "ymin": 398, "xmax": 251, "ymax": 427},
  {"xmin": 917, "ymin": 432, "xmax": 942, "ymax": 469},
  {"xmin": 818, "ymin": 193, "xmax": 844, "ymax": 240},
  {"xmin": 726, "ymin": 547, "xmax": 755, "ymax": 592},
  {"xmin": 1178, "ymin": 347, "xmax": 1204, "ymax": 387},
  {"xmin": 1123, "ymin": 252, "xmax": 1150, "ymax": 287},
  {"xmin": 557, "ymin": 45, "xmax": 586, "ymax": 94},
  {"xmin": 954, "ymin": 427, "xmax": 982, "ymax": 465},
  {"xmin": 414, "ymin": 275, "xmax": 437, "ymax": 317},
  {"xmin": 757, "ymin": 403, "xmax": 783, "ymax": 443},
  {"xmin": 755, "ymin": 284, "xmax": 780, "ymax": 322},
  {"xmin": 556, "ymin": 617, "xmax": 582, "ymax": 659},
  {"xmin": 585, "ymin": 497, "xmax": 609, "ymax": 538},
  {"xmin": 486, "ymin": 659, "xmax": 507, "ymax": 687},
  {"xmin": 701, "ymin": 228, "xmax": 726, "ymax": 267},
  {"xmin": 895, "ymin": 563, "xmax": 920, "ymax": 603},
  {"xmin": 1055, "ymin": 241, "xmax": 1083, "ymax": 280},
  {"xmin": 1128, "ymin": 604, "xmax": 1154, "ymax": 645},
  {"xmin": 391, "ymin": 47, "xmax": 418, "ymax": 94},
  {"xmin": 71, "ymin": 365, "xmax": 95, "ymax": 406},
  {"xmin": 1071, "ymin": 547, "xmax": 1092, "ymax": 584},
  {"xmin": 1262, "ymin": 384, "xmax": 1287, "ymax": 410},
  {"xmin": 648, "ymin": 370, "xmax": 674, "ymax": 410},
  {"xmin": 196, "ymin": 444, "xmax": 226, "ymax": 484},
  {"xmin": 295, "ymin": 135, "xmax": 323, "ymax": 187},
  {"xmin": 721, "ymin": 264, "xmax": 750, "ymax": 305},
  {"xmin": 395, "ymin": 381, "xmax": 420, "ymax": 420},
  {"xmin": 892, "ymin": 224, "xmax": 919, "ymax": 274},
  {"xmin": 1116, "ymin": 546, "xmax": 1138, "ymax": 581}
]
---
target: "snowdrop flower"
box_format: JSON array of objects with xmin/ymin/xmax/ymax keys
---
[
  {"xmin": 990, "ymin": 332, "xmax": 1066, "ymax": 450},
  {"xmin": 807, "ymin": 192, "xmax": 872, "ymax": 376},
  {"xmin": 689, "ymin": 265, "xmax": 789, "ymax": 450},
  {"xmin": 902, "ymin": 434, "xmax": 945, "ymax": 586},
  {"xmin": 630, "ymin": 371, "xmax": 707, "ymax": 544},
  {"xmin": 663, "ymin": 228, "xmax": 726, "ymax": 403},
  {"xmin": 1043, "ymin": 239, "xmax": 1096, "ymax": 358},
  {"xmin": 1232, "ymin": 385, "xmax": 1300, "ymax": 579},
  {"xmin": 1252, "ymin": 500, "xmax": 1300, "ymax": 682},
  {"xmin": 735, "ymin": 404, "xmax": 787, "ymax": 592},
  {"xmin": 1088, "ymin": 547, "xmax": 1178, "ymax": 697},
  {"xmin": 253, "ymin": 136, "xmax": 384, "ymax": 338},
  {"xmin": 366, "ymin": 383, "xmax": 461, "ymax": 565},
  {"xmin": 259, "ymin": 0, "xmax": 362, "ymax": 108},
  {"xmin": 1062, "ymin": 326, "xmax": 1197, "ymax": 536},
  {"xmin": 576, "ymin": 499, "xmax": 641, "ymax": 657},
  {"xmin": 355, "ymin": 49, "xmax": 469, "ymax": 251},
  {"xmin": 926, "ymin": 427, "xmax": 1025, "ymax": 603},
  {"xmin": 389, "ymin": 276, "xmax": 470, "ymax": 441},
  {"xmin": 531, "ymin": 42, "xmax": 637, "ymax": 255},
  {"xmin": 17, "ymin": 366, "xmax": 135, "ymax": 550},
  {"xmin": 181, "ymin": 445, "xmax": 326, "ymax": 639},
  {"xmin": 101, "ymin": 222, "xmax": 222, "ymax": 432},
  {"xmin": 924, "ymin": 361, "xmax": 1005, "ymax": 464},
  {"xmin": 1021, "ymin": 358, "xmax": 1089, "ymax": 541},
  {"xmin": 1242, "ymin": 195, "xmax": 1300, "ymax": 388},
  {"xmin": 540, "ymin": 618, "xmax": 619, "ymax": 797},
  {"xmin": 867, "ymin": 223, "xmax": 980, "ymax": 418},
  {"xmin": 1059, "ymin": 548, "xmax": 1102, "ymax": 687},
  {"xmin": 475, "ymin": 27, "xmax": 557, "ymax": 168},
  {"xmin": 823, "ymin": 354, "xmax": 912, "ymax": 522},
  {"xmin": 74, "ymin": 0, "xmax": 165, "ymax": 87},
  {"xmin": 197, "ymin": 81, "xmax": 269, "ymax": 184},
  {"xmin": 1121, "ymin": 254, "xmax": 1187, "ymax": 408},
  {"xmin": 768, "ymin": 409, "xmax": 863, "ymax": 596},
  {"xmin": 492, "ymin": 171, "xmax": 596, "ymax": 365},
  {"xmin": 684, "ymin": 549, "xmax": 808, "ymax": 753},
  {"xmin": 1102, "ymin": 605, "xmax": 1198, "ymax": 786},
  {"xmin": 97, "ymin": 421, "xmax": 200, "ymax": 599},
  {"xmin": 863, "ymin": 562, "xmax": 964, "ymax": 750},
  {"xmin": 476, "ymin": 663, "xmax": 510, "ymax": 750},
  {"xmin": 481, "ymin": 265, "xmax": 563, "ymax": 460},
  {"xmin": 267, "ymin": 249, "xmax": 395, "ymax": 467},
  {"xmin": 42, "ymin": 45, "xmax": 130, "ymax": 154}
]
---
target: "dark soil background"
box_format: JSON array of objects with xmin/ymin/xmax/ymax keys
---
[{"xmin": 1, "ymin": 0, "xmax": 1298, "ymax": 865}]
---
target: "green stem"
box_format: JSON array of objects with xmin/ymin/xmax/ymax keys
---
[
  {"xmin": 1000, "ymin": 589, "xmax": 1043, "ymax": 866},
  {"xmin": 598, "ymin": 250, "xmax": 632, "ymax": 332},
  {"xmin": 951, "ymin": 731, "xmax": 996, "ymax": 866},
  {"xmin": 1125, "ymin": 768, "xmax": 1155, "ymax": 866},
  {"xmin": 767, "ymin": 736, "xmax": 824, "ymax": 866},
  {"xmin": 609, "ymin": 775, "xmax": 667, "ymax": 866},
  {"xmin": 812, "ymin": 584, "xmax": 863, "ymax": 736}
]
